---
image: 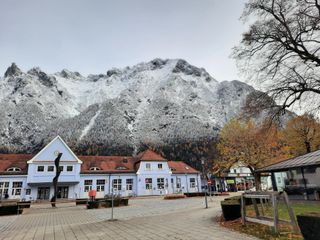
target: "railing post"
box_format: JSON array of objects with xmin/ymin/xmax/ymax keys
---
[
  {"xmin": 272, "ymin": 193, "xmax": 279, "ymax": 234},
  {"xmin": 241, "ymin": 193, "xmax": 246, "ymax": 225}
]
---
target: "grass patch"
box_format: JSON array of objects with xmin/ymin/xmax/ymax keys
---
[
  {"xmin": 246, "ymin": 202, "xmax": 320, "ymax": 221},
  {"xmin": 219, "ymin": 217, "xmax": 303, "ymax": 240},
  {"xmin": 220, "ymin": 201, "xmax": 320, "ymax": 240}
]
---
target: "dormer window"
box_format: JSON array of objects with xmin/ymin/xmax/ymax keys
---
[
  {"xmin": 89, "ymin": 167, "xmax": 101, "ymax": 171},
  {"xmin": 116, "ymin": 166, "xmax": 127, "ymax": 170},
  {"xmin": 185, "ymin": 166, "xmax": 190, "ymax": 170},
  {"xmin": 170, "ymin": 168, "xmax": 176, "ymax": 171},
  {"xmin": 123, "ymin": 158, "xmax": 128, "ymax": 163},
  {"xmin": 6, "ymin": 167, "xmax": 21, "ymax": 172}
]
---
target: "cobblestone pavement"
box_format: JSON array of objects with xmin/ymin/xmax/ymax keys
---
[{"xmin": 0, "ymin": 195, "xmax": 258, "ymax": 240}]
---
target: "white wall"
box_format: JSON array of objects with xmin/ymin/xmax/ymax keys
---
[{"xmin": 0, "ymin": 175, "xmax": 28, "ymax": 200}]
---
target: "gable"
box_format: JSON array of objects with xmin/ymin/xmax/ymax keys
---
[
  {"xmin": 138, "ymin": 150, "xmax": 166, "ymax": 161},
  {"xmin": 27, "ymin": 136, "xmax": 81, "ymax": 163}
]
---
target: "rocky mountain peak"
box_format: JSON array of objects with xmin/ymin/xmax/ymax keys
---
[
  {"xmin": 59, "ymin": 69, "xmax": 82, "ymax": 79},
  {"xmin": 4, "ymin": 63, "xmax": 22, "ymax": 78},
  {"xmin": 27, "ymin": 67, "xmax": 56, "ymax": 87},
  {"xmin": 0, "ymin": 58, "xmax": 262, "ymax": 155}
]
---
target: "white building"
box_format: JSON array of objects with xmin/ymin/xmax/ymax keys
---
[{"xmin": 0, "ymin": 136, "xmax": 200, "ymax": 200}]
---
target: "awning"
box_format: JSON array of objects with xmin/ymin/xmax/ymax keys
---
[
  {"xmin": 257, "ymin": 149, "xmax": 320, "ymax": 173},
  {"xmin": 27, "ymin": 181, "xmax": 79, "ymax": 187}
]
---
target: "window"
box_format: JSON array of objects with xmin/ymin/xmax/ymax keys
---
[
  {"xmin": 112, "ymin": 179, "xmax": 122, "ymax": 191},
  {"xmin": 96, "ymin": 179, "xmax": 105, "ymax": 192},
  {"xmin": 0, "ymin": 182, "xmax": 9, "ymax": 196},
  {"xmin": 190, "ymin": 178, "xmax": 196, "ymax": 188},
  {"xmin": 37, "ymin": 166, "xmax": 44, "ymax": 172},
  {"xmin": 123, "ymin": 158, "xmax": 128, "ymax": 163},
  {"xmin": 146, "ymin": 163, "xmax": 151, "ymax": 170},
  {"xmin": 12, "ymin": 182, "xmax": 22, "ymax": 196},
  {"xmin": 58, "ymin": 166, "xmax": 64, "ymax": 172},
  {"xmin": 84, "ymin": 180, "xmax": 92, "ymax": 192},
  {"xmin": 157, "ymin": 178, "xmax": 164, "ymax": 189},
  {"xmin": 176, "ymin": 178, "xmax": 181, "ymax": 189},
  {"xmin": 89, "ymin": 167, "xmax": 101, "ymax": 171},
  {"xmin": 26, "ymin": 189, "xmax": 31, "ymax": 195},
  {"xmin": 126, "ymin": 179, "xmax": 133, "ymax": 190},
  {"xmin": 6, "ymin": 167, "xmax": 21, "ymax": 172},
  {"xmin": 145, "ymin": 178, "xmax": 152, "ymax": 189},
  {"xmin": 158, "ymin": 164, "xmax": 163, "ymax": 170},
  {"xmin": 277, "ymin": 177, "xmax": 282, "ymax": 184},
  {"xmin": 47, "ymin": 166, "xmax": 54, "ymax": 172},
  {"xmin": 116, "ymin": 166, "xmax": 127, "ymax": 170},
  {"xmin": 67, "ymin": 166, "xmax": 73, "ymax": 172}
]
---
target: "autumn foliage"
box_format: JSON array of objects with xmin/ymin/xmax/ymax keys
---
[
  {"xmin": 283, "ymin": 113, "xmax": 320, "ymax": 156},
  {"xmin": 217, "ymin": 119, "xmax": 291, "ymax": 189}
]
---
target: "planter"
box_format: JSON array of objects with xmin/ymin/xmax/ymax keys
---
[
  {"xmin": 87, "ymin": 201, "xmax": 100, "ymax": 209},
  {"xmin": 17, "ymin": 201, "xmax": 31, "ymax": 209},
  {"xmin": 0, "ymin": 205, "xmax": 22, "ymax": 216},
  {"xmin": 164, "ymin": 194, "xmax": 186, "ymax": 200},
  {"xmin": 120, "ymin": 198, "xmax": 129, "ymax": 206},
  {"xmin": 76, "ymin": 198, "xmax": 88, "ymax": 205},
  {"xmin": 220, "ymin": 200, "xmax": 241, "ymax": 221},
  {"xmin": 297, "ymin": 212, "xmax": 320, "ymax": 240},
  {"xmin": 184, "ymin": 192, "xmax": 205, "ymax": 197}
]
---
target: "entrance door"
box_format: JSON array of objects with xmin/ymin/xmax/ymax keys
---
[
  {"xmin": 37, "ymin": 187, "xmax": 50, "ymax": 200},
  {"xmin": 57, "ymin": 187, "xmax": 69, "ymax": 199}
]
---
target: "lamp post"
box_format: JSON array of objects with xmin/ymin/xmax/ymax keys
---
[{"xmin": 201, "ymin": 158, "xmax": 208, "ymax": 209}]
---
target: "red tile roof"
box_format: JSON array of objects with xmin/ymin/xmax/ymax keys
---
[
  {"xmin": 0, "ymin": 154, "xmax": 32, "ymax": 175},
  {"xmin": 79, "ymin": 156, "xmax": 137, "ymax": 174},
  {"xmin": 0, "ymin": 150, "xmax": 199, "ymax": 175},
  {"xmin": 137, "ymin": 150, "xmax": 166, "ymax": 161},
  {"xmin": 168, "ymin": 161, "xmax": 199, "ymax": 174}
]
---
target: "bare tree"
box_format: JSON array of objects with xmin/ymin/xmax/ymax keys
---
[
  {"xmin": 234, "ymin": 0, "xmax": 320, "ymax": 115},
  {"xmin": 51, "ymin": 152, "xmax": 63, "ymax": 207}
]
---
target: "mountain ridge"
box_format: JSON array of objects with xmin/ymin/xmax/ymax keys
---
[{"xmin": 0, "ymin": 59, "xmax": 257, "ymax": 161}]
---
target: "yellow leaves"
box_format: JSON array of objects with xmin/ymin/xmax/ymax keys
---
[
  {"xmin": 283, "ymin": 113, "xmax": 320, "ymax": 156},
  {"xmin": 217, "ymin": 118, "xmax": 291, "ymax": 170}
]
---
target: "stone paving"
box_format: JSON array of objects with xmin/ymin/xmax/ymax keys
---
[{"xmin": 0, "ymin": 195, "xmax": 257, "ymax": 240}]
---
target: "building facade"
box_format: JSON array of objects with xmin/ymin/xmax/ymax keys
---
[{"xmin": 0, "ymin": 136, "xmax": 200, "ymax": 200}]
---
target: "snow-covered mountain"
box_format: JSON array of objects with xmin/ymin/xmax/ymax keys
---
[{"xmin": 0, "ymin": 59, "xmax": 257, "ymax": 154}]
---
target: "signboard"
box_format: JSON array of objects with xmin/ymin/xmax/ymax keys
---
[
  {"xmin": 226, "ymin": 179, "xmax": 235, "ymax": 184},
  {"xmin": 227, "ymin": 173, "xmax": 237, "ymax": 177}
]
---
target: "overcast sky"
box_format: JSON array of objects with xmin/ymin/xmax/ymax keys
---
[{"xmin": 0, "ymin": 0, "xmax": 248, "ymax": 81}]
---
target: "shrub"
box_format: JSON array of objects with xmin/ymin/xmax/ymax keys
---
[
  {"xmin": 76, "ymin": 198, "xmax": 88, "ymax": 205},
  {"xmin": 184, "ymin": 192, "xmax": 205, "ymax": 197},
  {"xmin": 164, "ymin": 194, "xmax": 186, "ymax": 200}
]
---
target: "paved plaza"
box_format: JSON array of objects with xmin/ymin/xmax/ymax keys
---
[{"xmin": 0, "ymin": 195, "xmax": 257, "ymax": 240}]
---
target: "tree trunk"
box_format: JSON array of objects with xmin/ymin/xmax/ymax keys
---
[
  {"xmin": 304, "ymin": 141, "xmax": 311, "ymax": 153},
  {"xmin": 51, "ymin": 153, "xmax": 63, "ymax": 207},
  {"xmin": 248, "ymin": 166, "xmax": 262, "ymax": 191},
  {"xmin": 253, "ymin": 172, "xmax": 262, "ymax": 191}
]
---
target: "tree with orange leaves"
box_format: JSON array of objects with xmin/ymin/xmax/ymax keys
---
[
  {"xmin": 283, "ymin": 113, "xmax": 320, "ymax": 156},
  {"xmin": 217, "ymin": 119, "xmax": 290, "ymax": 190}
]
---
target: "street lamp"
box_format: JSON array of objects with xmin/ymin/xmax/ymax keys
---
[{"xmin": 201, "ymin": 158, "xmax": 208, "ymax": 209}]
